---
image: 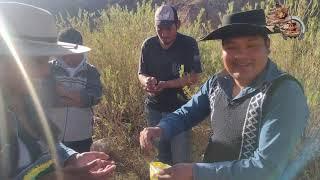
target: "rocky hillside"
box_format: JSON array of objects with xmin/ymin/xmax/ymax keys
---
[
  {"xmin": 168, "ymin": 0, "xmax": 269, "ymax": 28},
  {"xmin": 1, "ymin": 0, "xmax": 285, "ymax": 27}
]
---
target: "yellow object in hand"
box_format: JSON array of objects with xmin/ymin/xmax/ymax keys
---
[{"xmin": 150, "ymin": 161, "xmax": 171, "ymax": 180}]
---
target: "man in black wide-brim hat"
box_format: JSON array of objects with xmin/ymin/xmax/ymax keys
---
[{"xmin": 140, "ymin": 9, "xmax": 309, "ymax": 180}]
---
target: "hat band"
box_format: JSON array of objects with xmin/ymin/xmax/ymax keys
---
[{"xmin": 17, "ymin": 34, "xmax": 57, "ymax": 43}]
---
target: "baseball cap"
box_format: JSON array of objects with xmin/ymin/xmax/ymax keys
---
[{"xmin": 154, "ymin": 5, "xmax": 178, "ymax": 27}]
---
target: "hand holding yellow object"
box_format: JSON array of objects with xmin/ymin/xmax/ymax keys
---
[{"xmin": 150, "ymin": 161, "xmax": 171, "ymax": 180}]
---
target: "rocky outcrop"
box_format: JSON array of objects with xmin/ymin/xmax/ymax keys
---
[
  {"xmin": 7, "ymin": 0, "xmax": 279, "ymax": 28},
  {"xmin": 167, "ymin": 0, "xmax": 266, "ymax": 28}
]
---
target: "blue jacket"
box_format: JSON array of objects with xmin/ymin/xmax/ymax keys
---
[{"xmin": 158, "ymin": 60, "xmax": 309, "ymax": 180}]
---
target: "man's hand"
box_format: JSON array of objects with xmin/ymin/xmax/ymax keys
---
[
  {"xmin": 180, "ymin": 72, "xmax": 199, "ymax": 87},
  {"xmin": 55, "ymin": 82, "xmax": 83, "ymax": 107},
  {"xmin": 144, "ymin": 77, "xmax": 158, "ymax": 92},
  {"xmin": 56, "ymin": 82, "xmax": 67, "ymax": 97},
  {"xmin": 147, "ymin": 72, "xmax": 199, "ymax": 92},
  {"xmin": 157, "ymin": 163, "xmax": 193, "ymax": 180},
  {"xmin": 64, "ymin": 151, "xmax": 116, "ymax": 179},
  {"xmin": 145, "ymin": 77, "xmax": 158, "ymax": 88},
  {"xmin": 154, "ymin": 81, "xmax": 167, "ymax": 92},
  {"xmin": 139, "ymin": 127, "xmax": 162, "ymax": 152}
]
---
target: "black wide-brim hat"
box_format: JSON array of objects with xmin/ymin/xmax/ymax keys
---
[{"xmin": 200, "ymin": 9, "xmax": 275, "ymax": 41}]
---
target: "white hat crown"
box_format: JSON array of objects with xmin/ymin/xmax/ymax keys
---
[
  {"xmin": 0, "ymin": 2, "xmax": 90, "ymax": 56},
  {"xmin": 0, "ymin": 2, "xmax": 57, "ymax": 43}
]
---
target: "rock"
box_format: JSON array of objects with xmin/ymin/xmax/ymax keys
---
[
  {"xmin": 168, "ymin": 0, "xmax": 265, "ymax": 28},
  {"xmin": 7, "ymin": 0, "xmax": 265, "ymax": 28}
]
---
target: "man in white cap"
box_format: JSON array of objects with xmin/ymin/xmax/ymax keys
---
[
  {"xmin": 0, "ymin": 2, "xmax": 115, "ymax": 179},
  {"xmin": 138, "ymin": 4, "xmax": 202, "ymax": 165}
]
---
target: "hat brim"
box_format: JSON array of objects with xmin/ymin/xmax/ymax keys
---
[
  {"xmin": 155, "ymin": 20, "xmax": 175, "ymax": 27},
  {"xmin": 0, "ymin": 40, "xmax": 91, "ymax": 57},
  {"xmin": 200, "ymin": 23, "xmax": 274, "ymax": 41}
]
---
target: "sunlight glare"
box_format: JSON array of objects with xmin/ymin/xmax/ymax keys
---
[{"xmin": 0, "ymin": 14, "xmax": 63, "ymax": 179}]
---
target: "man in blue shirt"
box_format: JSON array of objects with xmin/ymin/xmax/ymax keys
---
[
  {"xmin": 140, "ymin": 9, "xmax": 309, "ymax": 180},
  {"xmin": 0, "ymin": 2, "xmax": 115, "ymax": 179}
]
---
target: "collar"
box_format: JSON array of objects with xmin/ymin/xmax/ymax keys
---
[
  {"xmin": 53, "ymin": 54, "xmax": 88, "ymax": 72},
  {"xmin": 156, "ymin": 33, "xmax": 181, "ymax": 50}
]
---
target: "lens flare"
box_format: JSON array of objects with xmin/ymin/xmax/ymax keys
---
[
  {"xmin": 0, "ymin": 88, "xmax": 10, "ymax": 177},
  {"xmin": 0, "ymin": 15, "xmax": 62, "ymax": 179}
]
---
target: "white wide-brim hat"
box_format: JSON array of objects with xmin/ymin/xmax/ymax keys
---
[{"xmin": 0, "ymin": 2, "xmax": 91, "ymax": 57}]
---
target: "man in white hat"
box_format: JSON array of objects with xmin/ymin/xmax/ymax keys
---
[
  {"xmin": 138, "ymin": 4, "xmax": 202, "ymax": 165},
  {"xmin": 0, "ymin": 2, "xmax": 115, "ymax": 179},
  {"xmin": 48, "ymin": 27, "xmax": 102, "ymax": 153}
]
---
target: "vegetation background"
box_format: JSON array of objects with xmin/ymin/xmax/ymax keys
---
[{"xmin": 57, "ymin": 0, "xmax": 320, "ymax": 179}]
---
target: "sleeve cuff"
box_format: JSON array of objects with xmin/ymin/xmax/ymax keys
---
[
  {"xmin": 192, "ymin": 163, "xmax": 219, "ymax": 180},
  {"xmin": 157, "ymin": 121, "xmax": 172, "ymax": 140},
  {"xmin": 192, "ymin": 163, "xmax": 198, "ymax": 180},
  {"xmin": 56, "ymin": 142, "xmax": 78, "ymax": 166},
  {"xmin": 193, "ymin": 163, "xmax": 207, "ymax": 180}
]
